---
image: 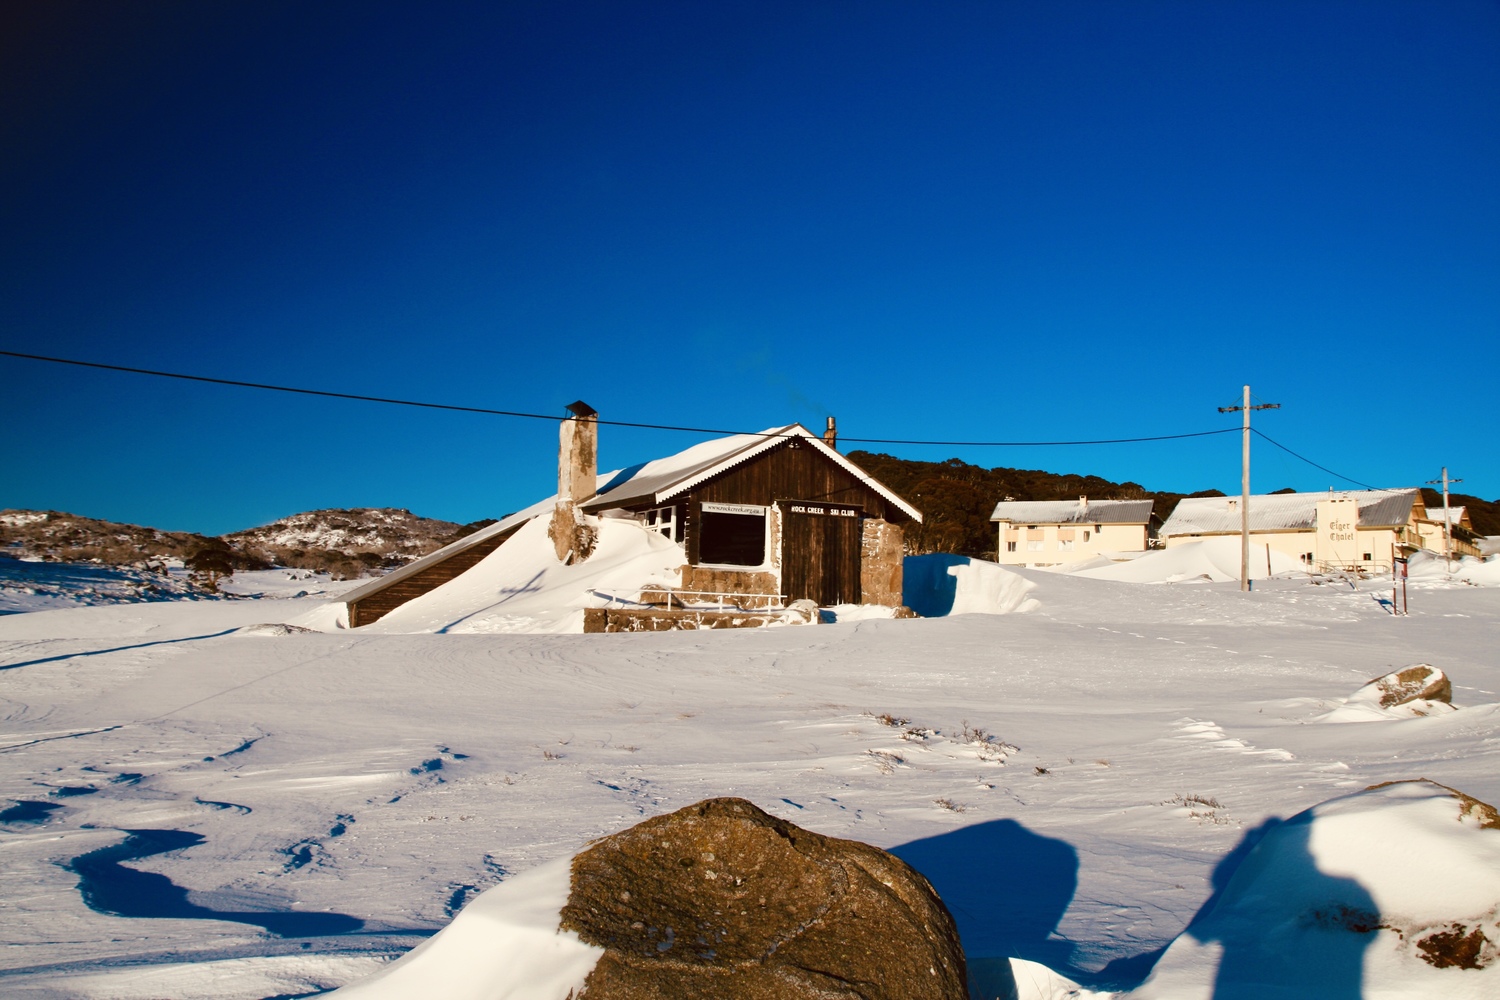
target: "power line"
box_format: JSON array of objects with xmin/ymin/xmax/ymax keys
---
[
  {"xmin": 0, "ymin": 349, "xmax": 1239, "ymax": 448},
  {"xmin": 1251, "ymin": 428, "xmax": 1379, "ymax": 490}
]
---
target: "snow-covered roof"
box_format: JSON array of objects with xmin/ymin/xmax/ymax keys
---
[
  {"xmin": 1425, "ymin": 506, "xmax": 1467, "ymax": 526},
  {"xmin": 344, "ymin": 425, "xmax": 920, "ymax": 609},
  {"xmin": 990, "ymin": 498, "xmax": 1154, "ymax": 525},
  {"xmin": 1160, "ymin": 489, "xmax": 1419, "ymax": 538},
  {"xmin": 580, "ymin": 424, "xmax": 923, "ymax": 522},
  {"xmin": 339, "ymin": 495, "xmax": 556, "ymax": 606}
]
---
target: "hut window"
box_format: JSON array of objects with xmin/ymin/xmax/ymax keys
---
[
  {"xmin": 644, "ymin": 506, "xmax": 681, "ymax": 543},
  {"xmin": 698, "ymin": 504, "xmax": 767, "ymax": 566}
]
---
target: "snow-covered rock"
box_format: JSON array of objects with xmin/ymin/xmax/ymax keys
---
[
  {"xmin": 1136, "ymin": 780, "xmax": 1500, "ymax": 999},
  {"xmin": 1318, "ymin": 665, "xmax": 1458, "ymax": 724}
]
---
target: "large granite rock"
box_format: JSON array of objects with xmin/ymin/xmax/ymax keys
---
[
  {"xmin": 1365, "ymin": 663, "xmax": 1452, "ymax": 708},
  {"xmin": 1321, "ymin": 663, "xmax": 1457, "ymax": 722},
  {"xmin": 560, "ymin": 797, "xmax": 968, "ymax": 999}
]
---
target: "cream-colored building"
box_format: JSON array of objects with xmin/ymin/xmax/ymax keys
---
[
  {"xmin": 1158, "ymin": 488, "xmax": 1460, "ymax": 573},
  {"xmin": 1414, "ymin": 505, "xmax": 1482, "ymax": 560},
  {"xmin": 991, "ymin": 497, "xmax": 1154, "ymax": 567}
]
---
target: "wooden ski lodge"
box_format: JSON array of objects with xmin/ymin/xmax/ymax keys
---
[{"xmin": 341, "ymin": 406, "xmax": 921, "ymax": 627}]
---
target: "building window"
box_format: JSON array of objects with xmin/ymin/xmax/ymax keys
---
[
  {"xmin": 1006, "ymin": 541, "xmax": 1017, "ymax": 552},
  {"xmin": 1027, "ymin": 540, "xmax": 1045, "ymax": 552},
  {"xmin": 643, "ymin": 505, "xmax": 681, "ymax": 543},
  {"xmin": 698, "ymin": 505, "xmax": 766, "ymax": 566},
  {"xmin": 1082, "ymin": 531, "xmax": 1090, "ymax": 542},
  {"xmin": 1362, "ymin": 552, "xmax": 1373, "ymax": 562},
  {"xmin": 1058, "ymin": 540, "xmax": 1075, "ymax": 551}
]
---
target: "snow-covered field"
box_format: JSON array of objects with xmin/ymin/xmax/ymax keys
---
[
  {"xmin": 0, "ymin": 561, "xmax": 362, "ymax": 616},
  {"xmin": 1, "ymin": 546, "xmax": 1497, "ymax": 998}
]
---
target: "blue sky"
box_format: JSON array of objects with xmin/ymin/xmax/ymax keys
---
[{"xmin": 3, "ymin": 1, "xmax": 1497, "ymax": 535}]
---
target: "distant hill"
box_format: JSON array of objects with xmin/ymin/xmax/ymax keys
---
[
  {"xmin": 845, "ymin": 451, "xmax": 1226, "ymax": 557},
  {"xmin": 0, "ymin": 510, "xmax": 230, "ymax": 568},
  {"xmin": 1419, "ymin": 489, "xmax": 1500, "ymax": 536},
  {"xmin": 226, "ymin": 508, "xmax": 468, "ymax": 578},
  {"xmin": 5, "ymin": 475, "xmax": 1494, "ymax": 577},
  {"xmin": 1, "ymin": 507, "xmax": 483, "ymax": 581}
]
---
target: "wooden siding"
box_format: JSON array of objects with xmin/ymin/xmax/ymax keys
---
[
  {"xmin": 348, "ymin": 526, "xmax": 521, "ymax": 627},
  {"xmin": 671, "ymin": 441, "xmax": 902, "ymax": 605},
  {"xmin": 689, "ymin": 441, "xmax": 906, "ymax": 520},
  {"xmin": 782, "ymin": 507, "xmax": 862, "ymax": 605}
]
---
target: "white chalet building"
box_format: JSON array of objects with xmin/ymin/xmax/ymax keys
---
[{"xmin": 991, "ymin": 497, "xmax": 1154, "ymax": 567}]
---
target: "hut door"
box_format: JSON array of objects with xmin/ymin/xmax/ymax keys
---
[{"xmin": 779, "ymin": 502, "xmax": 862, "ymax": 607}]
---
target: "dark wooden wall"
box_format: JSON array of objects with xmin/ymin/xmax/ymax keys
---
[
  {"xmin": 692, "ymin": 442, "xmax": 906, "ymax": 519},
  {"xmin": 782, "ymin": 510, "xmax": 862, "ymax": 605},
  {"xmin": 678, "ymin": 441, "xmax": 909, "ymax": 603},
  {"xmin": 348, "ymin": 527, "xmax": 520, "ymax": 627}
]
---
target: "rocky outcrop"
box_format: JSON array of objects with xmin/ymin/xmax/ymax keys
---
[
  {"xmin": 1364, "ymin": 664, "xmax": 1452, "ymax": 709},
  {"xmin": 1319, "ymin": 664, "xmax": 1458, "ymax": 723},
  {"xmin": 560, "ymin": 797, "xmax": 968, "ymax": 999}
]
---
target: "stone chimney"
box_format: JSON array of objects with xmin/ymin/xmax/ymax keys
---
[
  {"xmin": 823, "ymin": 416, "xmax": 837, "ymax": 449},
  {"xmin": 550, "ymin": 401, "xmax": 599, "ymax": 564},
  {"xmin": 1079, "ymin": 495, "xmax": 1088, "ymax": 509},
  {"xmin": 558, "ymin": 400, "xmax": 598, "ymax": 504}
]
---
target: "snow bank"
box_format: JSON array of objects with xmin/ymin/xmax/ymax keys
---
[
  {"xmin": 1009, "ymin": 958, "xmax": 1110, "ymax": 1000},
  {"xmin": 1136, "ymin": 780, "xmax": 1500, "ymax": 999},
  {"xmin": 1407, "ymin": 549, "xmax": 1500, "ymax": 588},
  {"xmin": 949, "ymin": 559, "xmax": 1040, "ymax": 615},
  {"xmin": 903, "ymin": 554, "xmax": 1038, "ymax": 617},
  {"xmin": 1067, "ymin": 537, "xmax": 1305, "ymax": 585},
  {"xmin": 16, "ymin": 955, "xmax": 389, "ymax": 1000},
  {"xmin": 341, "ymin": 515, "xmax": 685, "ymax": 635},
  {"xmin": 329, "ymin": 857, "xmax": 602, "ymax": 999}
]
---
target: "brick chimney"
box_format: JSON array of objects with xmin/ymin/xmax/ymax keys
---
[
  {"xmin": 823, "ymin": 416, "xmax": 837, "ymax": 449},
  {"xmin": 550, "ymin": 401, "xmax": 599, "ymax": 563}
]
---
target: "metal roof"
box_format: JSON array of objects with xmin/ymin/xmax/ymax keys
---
[
  {"xmin": 990, "ymin": 499, "xmax": 1154, "ymax": 525},
  {"xmin": 1160, "ymin": 489, "xmax": 1420, "ymax": 537}
]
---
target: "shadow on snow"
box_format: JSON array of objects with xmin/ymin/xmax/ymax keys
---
[
  {"xmin": 0, "ymin": 629, "xmax": 240, "ymax": 671},
  {"xmin": 892, "ymin": 817, "xmax": 1082, "ymax": 1000},
  {"xmin": 1182, "ymin": 815, "xmax": 1376, "ymax": 1000},
  {"xmin": 893, "ymin": 812, "xmax": 1376, "ymax": 999},
  {"xmin": 68, "ymin": 829, "xmax": 366, "ymax": 938}
]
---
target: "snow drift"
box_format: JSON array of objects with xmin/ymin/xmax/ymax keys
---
[
  {"xmin": 1067, "ymin": 537, "xmax": 1306, "ymax": 585},
  {"xmin": 903, "ymin": 554, "xmax": 1039, "ymax": 617},
  {"xmin": 1136, "ymin": 780, "xmax": 1500, "ymax": 999},
  {"xmin": 294, "ymin": 515, "xmax": 686, "ymax": 635},
  {"xmin": 328, "ymin": 857, "xmax": 602, "ymax": 999}
]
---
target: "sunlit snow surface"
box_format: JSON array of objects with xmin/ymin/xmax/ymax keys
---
[{"xmin": 1, "ymin": 550, "xmax": 1497, "ymax": 999}]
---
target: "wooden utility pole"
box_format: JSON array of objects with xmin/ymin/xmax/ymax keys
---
[
  {"xmin": 1426, "ymin": 467, "xmax": 1463, "ymax": 572},
  {"xmin": 1219, "ymin": 386, "xmax": 1280, "ymax": 592}
]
